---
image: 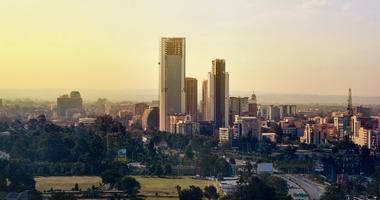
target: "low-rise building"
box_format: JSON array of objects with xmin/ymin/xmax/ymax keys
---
[
  {"xmin": 169, "ymin": 114, "xmax": 199, "ymax": 134},
  {"xmin": 233, "ymin": 116, "xmax": 261, "ymax": 140},
  {"xmin": 219, "ymin": 128, "xmax": 232, "ymax": 145},
  {"xmin": 0, "ymin": 151, "xmax": 10, "ymax": 160},
  {"xmin": 262, "ymin": 132, "xmax": 277, "ymax": 143},
  {"xmin": 219, "ymin": 177, "xmax": 239, "ymax": 195},
  {"xmin": 257, "ymin": 163, "xmax": 274, "ymax": 174}
]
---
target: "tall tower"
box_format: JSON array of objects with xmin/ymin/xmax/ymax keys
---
[
  {"xmin": 201, "ymin": 80, "xmax": 209, "ymax": 121},
  {"xmin": 343, "ymin": 88, "xmax": 354, "ymax": 137},
  {"xmin": 185, "ymin": 77, "xmax": 198, "ymax": 121},
  {"xmin": 159, "ymin": 37, "xmax": 186, "ymax": 132},
  {"xmin": 248, "ymin": 91, "xmax": 258, "ymax": 117},
  {"xmin": 347, "ymin": 88, "xmax": 353, "ymax": 116},
  {"xmin": 207, "ymin": 59, "xmax": 229, "ymax": 129}
]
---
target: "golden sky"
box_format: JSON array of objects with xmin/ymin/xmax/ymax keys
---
[{"xmin": 1, "ymin": 0, "xmax": 379, "ymax": 96}]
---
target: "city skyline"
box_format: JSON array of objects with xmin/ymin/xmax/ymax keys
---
[
  {"xmin": 2, "ymin": 1, "xmax": 380, "ymax": 199},
  {"xmin": 1, "ymin": 0, "xmax": 380, "ymax": 96}
]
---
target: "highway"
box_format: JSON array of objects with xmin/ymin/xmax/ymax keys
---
[
  {"xmin": 277, "ymin": 174, "xmax": 309, "ymax": 200},
  {"xmin": 283, "ymin": 174, "xmax": 326, "ymax": 200}
]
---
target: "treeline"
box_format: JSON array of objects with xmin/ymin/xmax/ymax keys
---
[
  {"xmin": 0, "ymin": 115, "xmax": 230, "ymax": 178},
  {"xmin": 0, "ymin": 116, "xmax": 143, "ymax": 176},
  {"xmin": 176, "ymin": 174, "xmax": 291, "ymax": 200},
  {"xmin": 0, "ymin": 159, "xmax": 42, "ymax": 199}
]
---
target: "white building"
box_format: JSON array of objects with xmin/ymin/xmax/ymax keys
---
[
  {"xmin": 257, "ymin": 163, "xmax": 274, "ymax": 174},
  {"xmin": 159, "ymin": 37, "xmax": 186, "ymax": 132},
  {"xmin": 219, "ymin": 128, "xmax": 231, "ymax": 144},
  {"xmin": 0, "ymin": 151, "xmax": 10, "ymax": 160},
  {"xmin": 262, "ymin": 132, "xmax": 277, "ymax": 143},
  {"xmin": 300, "ymin": 124, "xmax": 327, "ymax": 145},
  {"xmin": 368, "ymin": 130, "xmax": 380, "ymax": 150},
  {"xmin": 219, "ymin": 177, "xmax": 239, "ymax": 195},
  {"xmin": 169, "ymin": 114, "xmax": 199, "ymax": 135}
]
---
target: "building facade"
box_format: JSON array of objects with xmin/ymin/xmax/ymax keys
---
[
  {"xmin": 201, "ymin": 80, "xmax": 209, "ymax": 121},
  {"xmin": 185, "ymin": 77, "xmax": 198, "ymax": 121},
  {"xmin": 169, "ymin": 114, "xmax": 199, "ymax": 134},
  {"xmin": 57, "ymin": 91, "xmax": 83, "ymax": 119},
  {"xmin": 141, "ymin": 106, "xmax": 159, "ymax": 131},
  {"xmin": 229, "ymin": 97, "xmax": 249, "ymax": 125},
  {"xmin": 233, "ymin": 116, "xmax": 261, "ymax": 140},
  {"xmin": 248, "ymin": 91, "xmax": 258, "ymax": 117},
  {"xmin": 134, "ymin": 103, "xmax": 148, "ymax": 116},
  {"xmin": 159, "ymin": 37, "xmax": 186, "ymax": 131},
  {"xmin": 205, "ymin": 59, "xmax": 229, "ymax": 129}
]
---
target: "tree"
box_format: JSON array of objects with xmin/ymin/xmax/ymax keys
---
[
  {"xmin": 178, "ymin": 185, "xmax": 203, "ymax": 200},
  {"xmin": 30, "ymin": 190, "xmax": 43, "ymax": 200},
  {"xmin": 234, "ymin": 176, "xmax": 276, "ymax": 200},
  {"xmin": 262, "ymin": 175, "xmax": 291, "ymax": 199},
  {"xmin": 164, "ymin": 164, "xmax": 172, "ymax": 175},
  {"xmin": 117, "ymin": 176, "xmax": 141, "ymax": 198},
  {"xmin": 229, "ymin": 157, "xmax": 236, "ymax": 165},
  {"xmin": 72, "ymin": 183, "xmax": 79, "ymax": 191},
  {"xmin": 320, "ymin": 185, "xmax": 344, "ymax": 200},
  {"xmin": 368, "ymin": 165, "xmax": 380, "ymax": 197},
  {"xmin": 204, "ymin": 185, "xmax": 219, "ymax": 200},
  {"xmin": 51, "ymin": 192, "xmax": 75, "ymax": 200},
  {"xmin": 101, "ymin": 169, "xmax": 121, "ymax": 189},
  {"xmin": 185, "ymin": 146, "xmax": 194, "ymax": 159}
]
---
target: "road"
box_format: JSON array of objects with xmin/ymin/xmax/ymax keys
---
[
  {"xmin": 276, "ymin": 174, "xmax": 309, "ymax": 200},
  {"xmin": 283, "ymin": 174, "xmax": 326, "ymax": 200}
]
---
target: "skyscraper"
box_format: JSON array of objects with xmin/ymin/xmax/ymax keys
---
[
  {"xmin": 229, "ymin": 96, "xmax": 249, "ymax": 125},
  {"xmin": 134, "ymin": 103, "xmax": 148, "ymax": 116},
  {"xmin": 206, "ymin": 59, "xmax": 229, "ymax": 129},
  {"xmin": 248, "ymin": 91, "xmax": 258, "ymax": 117},
  {"xmin": 159, "ymin": 37, "xmax": 186, "ymax": 131},
  {"xmin": 57, "ymin": 91, "xmax": 83, "ymax": 119},
  {"xmin": 344, "ymin": 88, "xmax": 354, "ymax": 136},
  {"xmin": 201, "ymin": 80, "xmax": 209, "ymax": 121},
  {"xmin": 185, "ymin": 77, "xmax": 198, "ymax": 121}
]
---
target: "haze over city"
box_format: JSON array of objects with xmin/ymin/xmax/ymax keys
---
[
  {"xmin": 1, "ymin": 0, "xmax": 380, "ymax": 97},
  {"xmin": 2, "ymin": 1, "xmax": 380, "ymax": 200}
]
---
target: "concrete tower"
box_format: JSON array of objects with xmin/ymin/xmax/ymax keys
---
[
  {"xmin": 159, "ymin": 37, "xmax": 186, "ymax": 132},
  {"xmin": 207, "ymin": 59, "xmax": 229, "ymax": 129},
  {"xmin": 185, "ymin": 77, "xmax": 198, "ymax": 121}
]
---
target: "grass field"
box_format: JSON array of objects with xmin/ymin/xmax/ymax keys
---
[
  {"xmin": 35, "ymin": 176, "xmax": 220, "ymax": 199},
  {"xmin": 35, "ymin": 176, "xmax": 102, "ymax": 191},
  {"xmin": 133, "ymin": 176, "xmax": 219, "ymax": 198}
]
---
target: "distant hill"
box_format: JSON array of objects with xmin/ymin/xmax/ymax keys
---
[{"xmin": 0, "ymin": 89, "xmax": 379, "ymax": 105}]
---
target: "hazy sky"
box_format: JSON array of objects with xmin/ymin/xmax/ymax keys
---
[{"xmin": 1, "ymin": 0, "xmax": 379, "ymax": 96}]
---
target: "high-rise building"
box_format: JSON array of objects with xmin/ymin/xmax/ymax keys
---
[
  {"xmin": 159, "ymin": 37, "xmax": 186, "ymax": 131},
  {"xmin": 279, "ymin": 105, "xmax": 297, "ymax": 118},
  {"xmin": 141, "ymin": 106, "xmax": 159, "ymax": 131},
  {"xmin": 233, "ymin": 116, "xmax": 261, "ymax": 140},
  {"xmin": 57, "ymin": 91, "xmax": 83, "ymax": 119},
  {"xmin": 248, "ymin": 91, "xmax": 258, "ymax": 117},
  {"xmin": 268, "ymin": 105, "xmax": 281, "ymax": 122},
  {"xmin": 229, "ymin": 97, "xmax": 249, "ymax": 125},
  {"xmin": 185, "ymin": 77, "xmax": 198, "ymax": 121},
  {"xmin": 201, "ymin": 80, "xmax": 209, "ymax": 120},
  {"xmin": 205, "ymin": 59, "xmax": 229, "ymax": 129},
  {"xmin": 343, "ymin": 88, "xmax": 354, "ymax": 136},
  {"xmin": 134, "ymin": 103, "xmax": 148, "ymax": 116},
  {"xmin": 355, "ymin": 106, "xmax": 371, "ymax": 117}
]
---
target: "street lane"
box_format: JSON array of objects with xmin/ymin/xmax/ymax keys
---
[{"xmin": 284, "ymin": 174, "xmax": 326, "ymax": 200}]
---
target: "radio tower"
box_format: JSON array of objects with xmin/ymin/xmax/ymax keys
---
[{"xmin": 347, "ymin": 88, "xmax": 353, "ymax": 116}]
